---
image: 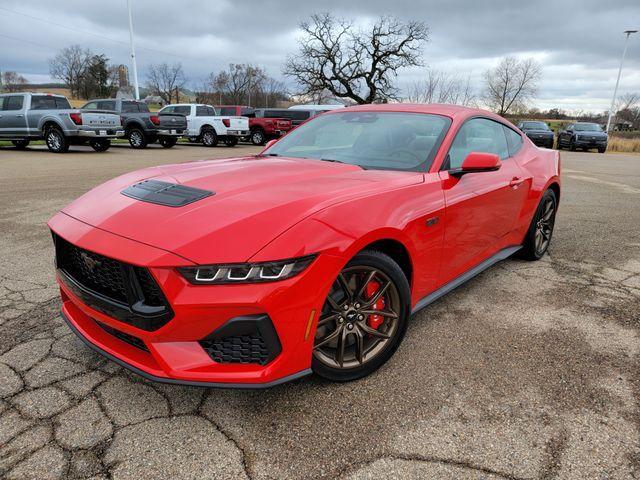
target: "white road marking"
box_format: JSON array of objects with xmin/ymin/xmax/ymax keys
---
[{"xmin": 566, "ymin": 174, "xmax": 640, "ymax": 195}]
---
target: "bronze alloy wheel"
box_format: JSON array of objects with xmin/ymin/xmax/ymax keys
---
[{"xmin": 313, "ymin": 252, "xmax": 408, "ymax": 379}]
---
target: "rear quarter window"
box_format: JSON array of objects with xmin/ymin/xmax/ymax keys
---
[
  {"xmin": 504, "ymin": 126, "xmax": 524, "ymax": 156},
  {"xmin": 31, "ymin": 96, "xmax": 58, "ymax": 110},
  {"xmin": 122, "ymin": 102, "xmax": 139, "ymax": 113},
  {"xmin": 218, "ymin": 107, "xmax": 237, "ymax": 116}
]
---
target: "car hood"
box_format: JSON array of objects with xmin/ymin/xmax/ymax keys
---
[
  {"xmin": 61, "ymin": 156, "xmax": 423, "ymax": 264},
  {"xmin": 524, "ymin": 129, "xmax": 553, "ymax": 135}
]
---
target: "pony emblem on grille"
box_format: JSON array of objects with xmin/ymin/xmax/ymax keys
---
[{"xmin": 80, "ymin": 252, "xmax": 101, "ymax": 271}]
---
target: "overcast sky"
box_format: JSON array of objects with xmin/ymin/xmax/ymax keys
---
[{"xmin": 1, "ymin": 0, "xmax": 638, "ymax": 112}]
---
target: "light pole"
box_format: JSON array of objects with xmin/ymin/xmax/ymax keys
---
[
  {"xmin": 606, "ymin": 30, "xmax": 637, "ymax": 133},
  {"xmin": 127, "ymin": 0, "xmax": 140, "ymax": 100}
]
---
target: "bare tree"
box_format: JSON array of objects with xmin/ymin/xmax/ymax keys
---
[
  {"xmin": 210, "ymin": 64, "xmax": 267, "ymax": 106},
  {"xmin": 1, "ymin": 71, "xmax": 28, "ymax": 93},
  {"xmin": 615, "ymin": 92, "xmax": 640, "ymax": 128},
  {"xmin": 483, "ymin": 56, "xmax": 542, "ymax": 116},
  {"xmin": 284, "ymin": 13, "xmax": 429, "ymax": 104},
  {"xmin": 146, "ymin": 63, "xmax": 187, "ymax": 104},
  {"xmin": 49, "ymin": 45, "xmax": 93, "ymax": 98},
  {"xmin": 407, "ymin": 69, "xmax": 476, "ymax": 106}
]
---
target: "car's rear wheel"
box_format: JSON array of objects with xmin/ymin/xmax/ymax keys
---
[
  {"xmin": 201, "ymin": 129, "xmax": 218, "ymax": 147},
  {"xmin": 45, "ymin": 126, "xmax": 69, "ymax": 153},
  {"xmin": 520, "ymin": 188, "xmax": 557, "ymax": 261},
  {"xmin": 89, "ymin": 139, "xmax": 110, "ymax": 152},
  {"xmin": 128, "ymin": 128, "xmax": 147, "ymax": 149},
  {"xmin": 159, "ymin": 137, "xmax": 178, "ymax": 148},
  {"xmin": 250, "ymin": 128, "xmax": 266, "ymax": 146},
  {"xmin": 224, "ymin": 136, "xmax": 238, "ymax": 147},
  {"xmin": 598, "ymin": 147, "xmax": 606, "ymax": 153},
  {"xmin": 12, "ymin": 139, "xmax": 30, "ymax": 149},
  {"xmin": 312, "ymin": 250, "xmax": 410, "ymax": 382},
  {"xmin": 569, "ymin": 138, "xmax": 577, "ymax": 151}
]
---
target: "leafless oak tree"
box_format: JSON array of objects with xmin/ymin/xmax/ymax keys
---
[
  {"xmin": 1, "ymin": 71, "xmax": 28, "ymax": 93},
  {"xmin": 49, "ymin": 45, "xmax": 92, "ymax": 98},
  {"xmin": 483, "ymin": 56, "xmax": 542, "ymax": 116},
  {"xmin": 615, "ymin": 92, "xmax": 640, "ymax": 128},
  {"xmin": 146, "ymin": 63, "xmax": 186, "ymax": 104},
  {"xmin": 406, "ymin": 69, "xmax": 476, "ymax": 106},
  {"xmin": 284, "ymin": 13, "xmax": 429, "ymax": 104}
]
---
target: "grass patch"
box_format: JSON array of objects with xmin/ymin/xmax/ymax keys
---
[{"xmin": 607, "ymin": 136, "xmax": 640, "ymax": 153}]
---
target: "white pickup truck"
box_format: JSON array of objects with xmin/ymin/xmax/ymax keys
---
[{"xmin": 158, "ymin": 104, "xmax": 249, "ymax": 147}]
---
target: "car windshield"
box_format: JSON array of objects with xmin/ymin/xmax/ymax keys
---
[
  {"xmin": 262, "ymin": 111, "xmax": 451, "ymax": 171},
  {"xmin": 574, "ymin": 123, "xmax": 603, "ymax": 132},
  {"xmin": 522, "ymin": 121, "xmax": 549, "ymax": 130}
]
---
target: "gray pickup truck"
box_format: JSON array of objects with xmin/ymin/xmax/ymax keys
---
[
  {"xmin": 81, "ymin": 98, "xmax": 187, "ymax": 149},
  {"xmin": 0, "ymin": 93, "xmax": 123, "ymax": 153}
]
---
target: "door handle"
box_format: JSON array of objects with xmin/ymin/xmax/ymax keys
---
[
  {"xmin": 16, "ymin": 114, "xmax": 24, "ymax": 118},
  {"xmin": 509, "ymin": 176, "xmax": 525, "ymax": 188}
]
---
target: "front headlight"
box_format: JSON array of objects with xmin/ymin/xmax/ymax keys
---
[{"xmin": 178, "ymin": 255, "xmax": 316, "ymax": 285}]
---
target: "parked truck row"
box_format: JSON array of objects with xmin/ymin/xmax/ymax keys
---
[{"xmin": 0, "ymin": 92, "xmax": 346, "ymax": 153}]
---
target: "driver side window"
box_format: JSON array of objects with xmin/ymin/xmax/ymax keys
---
[{"xmin": 448, "ymin": 118, "xmax": 509, "ymax": 169}]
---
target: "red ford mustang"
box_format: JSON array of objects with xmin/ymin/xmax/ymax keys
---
[{"xmin": 49, "ymin": 104, "xmax": 560, "ymax": 387}]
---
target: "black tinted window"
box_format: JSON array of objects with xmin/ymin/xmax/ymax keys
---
[
  {"xmin": 4, "ymin": 96, "xmax": 24, "ymax": 110},
  {"xmin": 504, "ymin": 126, "xmax": 524, "ymax": 156},
  {"xmin": 138, "ymin": 103, "xmax": 150, "ymax": 113},
  {"xmin": 218, "ymin": 107, "xmax": 236, "ymax": 116},
  {"xmin": 196, "ymin": 106, "xmax": 208, "ymax": 116},
  {"xmin": 170, "ymin": 106, "xmax": 191, "ymax": 115},
  {"xmin": 122, "ymin": 102, "xmax": 139, "ymax": 113},
  {"xmin": 55, "ymin": 97, "xmax": 71, "ymax": 109},
  {"xmin": 82, "ymin": 101, "xmax": 98, "ymax": 110},
  {"xmin": 240, "ymin": 107, "xmax": 255, "ymax": 117},
  {"xmin": 206, "ymin": 106, "xmax": 216, "ymax": 116},
  {"xmin": 448, "ymin": 118, "xmax": 509, "ymax": 169},
  {"xmin": 31, "ymin": 96, "xmax": 57, "ymax": 110},
  {"xmin": 97, "ymin": 101, "xmax": 116, "ymax": 110}
]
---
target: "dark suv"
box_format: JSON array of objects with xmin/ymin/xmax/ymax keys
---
[
  {"xmin": 557, "ymin": 122, "xmax": 607, "ymax": 153},
  {"xmin": 517, "ymin": 121, "xmax": 554, "ymax": 148},
  {"xmin": 81, "ymin": 99, "xmax": 187, "ymax": 148}
]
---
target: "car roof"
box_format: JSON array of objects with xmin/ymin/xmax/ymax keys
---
[{"xmin": 328, "ymin": 103, "xmax": 505, "ymax": 121}]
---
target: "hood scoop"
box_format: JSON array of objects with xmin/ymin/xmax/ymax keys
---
[{"xmin": 121, "ymin": 179, "xmax": 214, "ymax": 207}]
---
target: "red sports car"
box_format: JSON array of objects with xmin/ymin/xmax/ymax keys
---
[{"xmin": 49, "ymin": 104, "xmax": 560, "ymax": 387}]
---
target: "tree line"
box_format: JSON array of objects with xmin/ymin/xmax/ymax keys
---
[{"xmin": 2, "ymin": 11, "xmax": 637, "ymax": 125}]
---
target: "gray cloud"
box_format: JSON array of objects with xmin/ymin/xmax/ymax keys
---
[{"xmin": 0, "ymin": 0, "xmax": 638, "ymax": 112}]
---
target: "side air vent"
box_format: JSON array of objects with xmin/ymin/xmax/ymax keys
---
[{"xmin": 121, "ymin": 179, "xmax": 214, "ymax": 207}]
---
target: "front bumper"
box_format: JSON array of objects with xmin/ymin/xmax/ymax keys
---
[
  {"xmin": 75, "ymin": 128, "xmax": 125, "ymax": 138},
  {"xmin": 49, "ymin": 212, "xmax": 339, "ymax": 387},
  {"xmin": 574, "ymin": 137, "xmax": 607, "ymax": 148},
  {"xmin": 526, "ymin": 134, "xmax": 554, "ymax": 146}
]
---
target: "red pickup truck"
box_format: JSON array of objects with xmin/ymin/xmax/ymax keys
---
[{"xmin": 216, "ymin": 105, "xmax": 292, "ymax": 145}]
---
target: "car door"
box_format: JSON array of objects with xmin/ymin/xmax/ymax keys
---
[
  {"xmin": 438, "ymin": 117, "xmax": 529, "ymax": 284},
  {"xmin": 0, "ymin": 95, "xmax": 27, "ymax": 136}
]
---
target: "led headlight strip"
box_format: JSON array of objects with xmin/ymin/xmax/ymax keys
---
[{"xmin": 178, "ymin": 255, "xmax": 316, "ymax": 285}]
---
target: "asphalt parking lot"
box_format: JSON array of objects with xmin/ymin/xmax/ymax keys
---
[{"xmin": 0, "ymin": 144, "xmax": 639, "ymax": 479}]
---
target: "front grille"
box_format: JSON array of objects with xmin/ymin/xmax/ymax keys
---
[
  {"xmin": 96, "ymin": 321, "xmax": 149, "ymax": 352},
  {"xmin": 199, "ymin": 315, "xmax": 281, "ymax": 366},
  {"xmin": 201, "ymin": 333, "xmax": 270, "ymax": 365},
  {"xmin": 53, "ymin": 233, "xmax": 173, "ymax": 331},
  {"xmin": 56, "ymin": 236, "xmax": 128, "ymax": 303}
]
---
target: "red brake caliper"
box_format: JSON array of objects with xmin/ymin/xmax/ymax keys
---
[{"xmin": 365, "ymin": 280, "xmax": 385, "ymax": 330}]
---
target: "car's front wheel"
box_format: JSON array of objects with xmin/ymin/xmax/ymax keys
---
[
  {"xmin": 12, "ymin": 139, "xmax": 30, "ymax": 149},
  {"xmin": 159, "ymin": 137, "xmax": 178, "ymax": 148},
  {"xmin": 45, "ymin": 126, "xmax": 69, "ymax": 153},
  {"xmin": 89, "ymin": 139, "xmax": 110, "ymax": 152},
  {"xmin": 312, "ymin": 250, "xmax": 410, "ymax": 382}
]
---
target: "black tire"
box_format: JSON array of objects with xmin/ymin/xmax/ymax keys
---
[
  {"xmin": 128, "ymin": 127, "xmax": 148, "ymax": 149},
  {"xmin": 547, "ymin": 140, "xmax": 554, "ymax": 149},
  {"xmin": 519, "ymin": 189, "xmax": 557, "ymax": 261},
  {"xmin": 159, "ymin": 137, "xmax": 178, "ymax": 148},
  {"xmin": 89, "ymin": 139, "xmax": 111, "ymax": 152},
  {"xmin": 556, "ymin": 138, "xmax": 563, "ymax": 150},
  {"xmin": 11, "ymin": 139, "xmax": 30, "ymax": 149},
  {"xmin": 224, "ymin": 136, "xmax": 238, "ymax": 147},
  {"xmin": 312, "ymin": 250, "xmax": 410, "ymax": 382},
  {"xmin": 201, "ymin": 128, "xmax": 218, "ymax": 147},
  {"xmin": 250, "ymin": 128, "xmax": 266, "ymax": 146},
  {"xmin": 598, "ymin": 147, "xmax": 606, "ymax": 153},
  {"xmin": 44, "ymin": 126, "xmax": 69, "ymax": 153},
  {"xmin": 569, "ymin": 138, "xmax": 577, "ymax": 151}
]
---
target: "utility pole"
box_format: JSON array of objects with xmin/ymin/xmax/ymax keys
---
[
  {"xmin": 606, "ymin": 30, "xmax": 637, "ymax": 133},
  {"xmin": 127, "ymin": 0, "xmax": 140, "ymax": 100}
]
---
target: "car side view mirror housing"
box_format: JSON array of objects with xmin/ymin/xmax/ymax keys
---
[
  {"xmin": 264, "ymin": 139, "xmax": 278, "ymax": 149},
  {"xmin": 449, "ymin": 152, "xmax": 502, "ymax": 177}
]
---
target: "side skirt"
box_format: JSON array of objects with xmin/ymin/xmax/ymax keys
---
[{"xmin": 411, "ymin": 245, "xmax": 522, "ymax": 315}]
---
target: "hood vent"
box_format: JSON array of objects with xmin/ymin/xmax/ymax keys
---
[{"xmin": 121, "ymin": 179, "xmax": 214, "ymax": 207}]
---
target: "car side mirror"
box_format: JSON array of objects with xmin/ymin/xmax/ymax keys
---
[
  {"xmin": 264, "ymin": 139, "xmax": 278, "ymax": 149},
  {"xmin": 449, "ymin": 152, "xmax": 502, "ymax": 176}
]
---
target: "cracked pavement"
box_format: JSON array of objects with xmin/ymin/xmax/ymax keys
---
[{"xmin": 1, "ymin": 145, "xmax": 639, "ymax": 479}]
